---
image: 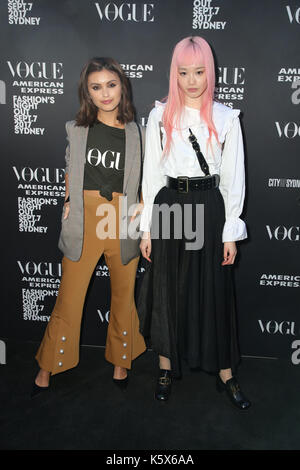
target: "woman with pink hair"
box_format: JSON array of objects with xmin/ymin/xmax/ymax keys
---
[{"xmin": 138, "ymin": 36, "xmax": 251, "ymax": 410}]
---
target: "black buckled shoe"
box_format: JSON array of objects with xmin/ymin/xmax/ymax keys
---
[
  {"xmin": 155, "ymin": 369, "xmax": 172, "ymax": 402},
  {"xmin": 216, "ymin": 375, "xmax": 251, "ymax": 410}
]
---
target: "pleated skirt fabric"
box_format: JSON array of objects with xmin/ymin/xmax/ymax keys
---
[{"xmin": 137, "ymin": 185, "xmax": 241, "ymax": 378}]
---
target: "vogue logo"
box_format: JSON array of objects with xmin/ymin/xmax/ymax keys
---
[
  {"xmin": 97, "ymin": 309, "xmax": 110, "ymax": 323},
  {"xmin": 13, "ymin": 166, "xmax": 65, "ymax": 184},
  {"xmin": 7, "ymin": 61, "xmax": 63, "ymax": 79},
  {"xmin": 275, "ymin": 122, "xmax": 300, "ymax": 138},
  {"xmin": 266, "ymin": 225, "xmax": 300, "ymax": 241},
  {"xmin": 17, "ymin": 261, "xmax": 62, "ymax": 277},
  {"xmin": 218, "ymin": 67, "xmax": 245, "ymax": 85},
  {"xmin": 286, "ymin": 6, "xmax": 300, "ymax": 24},
  {"xmin": 258, "ymin": 320, "xmax": 296, "ymax": 335},
  {"xmin": 95, "ymin": 2, "xmax": 154, "ymax": 22},
  {"xmin": 87, "ymin": 149, "xmax": 123, "ymax": 170}
]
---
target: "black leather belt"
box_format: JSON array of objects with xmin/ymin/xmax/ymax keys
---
[{"xmin": 166, "ymin": 174, "xmax": 220, "ymax": 193}]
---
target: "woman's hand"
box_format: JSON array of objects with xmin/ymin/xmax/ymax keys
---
[
  {"xmin": 221, "ymin": 241, "xmax": 237, "ymax": 265},
  {"xmin": 130, "ymin": 202, "xmax": 144, "ymax": 222},
  {"xmin": 63, "ymin": 201, "xmax": 70, "ymax": 220},
  {"xmin": 140, "ymin": 231, "xmax": 152, "ymax": 262}
]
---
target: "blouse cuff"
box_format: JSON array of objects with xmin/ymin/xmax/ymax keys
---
[{"xmin": 222, "ymin": 217, "xmax": 247, "ymax": 242}]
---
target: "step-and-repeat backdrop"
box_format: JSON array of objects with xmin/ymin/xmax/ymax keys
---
[{"xmin": 1, "ymin": 0, "xmax": 299, "ymax": 365}]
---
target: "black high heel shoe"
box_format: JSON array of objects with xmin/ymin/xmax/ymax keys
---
[
  {"xmin": 31, "ymin": 381, "xmax": 49, "ymax": 398},
  {"xmin": 155, "ymin": 369, "xmax": 172, "ymax": 402},
  {"xmin": 216, "ymin": 375, "xmax": 251, "ymax": 410},
  {"xmin": 112, "ymin": 375, "xmax": 128, "ymax": 391},
  {"xmin": 31, "ymin": 370, "xmax": 51, "ymax": 398}
]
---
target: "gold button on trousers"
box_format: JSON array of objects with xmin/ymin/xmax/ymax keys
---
[{"xmin": 35, "ymin": 190, "xmax": 146, "ymax": 375}]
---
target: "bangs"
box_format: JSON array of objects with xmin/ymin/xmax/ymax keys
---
[{"xmin": 175, "ymin": 42, "xmax": 204, "ymax": 68}]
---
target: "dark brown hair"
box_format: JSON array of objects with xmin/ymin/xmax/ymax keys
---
[{"xmin": 75, "ymin": 57, "xmax": 135, "ymax": 127}]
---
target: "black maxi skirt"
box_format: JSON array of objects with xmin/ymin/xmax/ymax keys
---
[{"xmin": 137, "ymin": 184, "xmax": 241, "ymax": 378}]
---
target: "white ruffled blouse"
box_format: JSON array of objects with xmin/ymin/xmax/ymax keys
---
[{"xmin": 140, "ymin": 100, "xmax": 247, "ymax": 242}]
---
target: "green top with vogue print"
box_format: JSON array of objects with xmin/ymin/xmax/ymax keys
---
[{"xmin": 83, "ymin": 120, "xmax": 125, "ymax": 200}]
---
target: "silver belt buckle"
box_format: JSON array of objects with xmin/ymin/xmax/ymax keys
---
[{"xmin": 177, "ymin": 176, "xmax": 189, "ymax": 193}]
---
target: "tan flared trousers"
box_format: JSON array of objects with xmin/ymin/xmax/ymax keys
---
[{"xmin": 35, "ymin": 190, "xmax": 146, "ymax": 375}]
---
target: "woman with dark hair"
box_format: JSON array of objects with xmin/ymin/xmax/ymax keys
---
[
  {"xmin": 138, "ymin": 37, "xmax": 251, "ymax": 410},
  {"xmin": 32, "ymin": 57, "xmax": 146, "ymax": 397}
]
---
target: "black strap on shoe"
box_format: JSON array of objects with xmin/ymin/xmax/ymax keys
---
[{"xmin": 188, "ymin": 128, "xmax": 210, "ymax": 176}]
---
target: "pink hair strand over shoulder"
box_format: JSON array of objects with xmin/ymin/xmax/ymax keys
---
[{"xmin": 162, "ymin": 36, "xmax": 220, "ymax": 156}]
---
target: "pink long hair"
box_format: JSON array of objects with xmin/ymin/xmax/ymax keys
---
[{"xmin": 162, "ymin": 36, "xmax": 220, "ymax": 156}]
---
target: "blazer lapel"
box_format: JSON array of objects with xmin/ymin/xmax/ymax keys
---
[{"xmin": 123, "ymin": 121, "xmax": 138, "ymax": 194}]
